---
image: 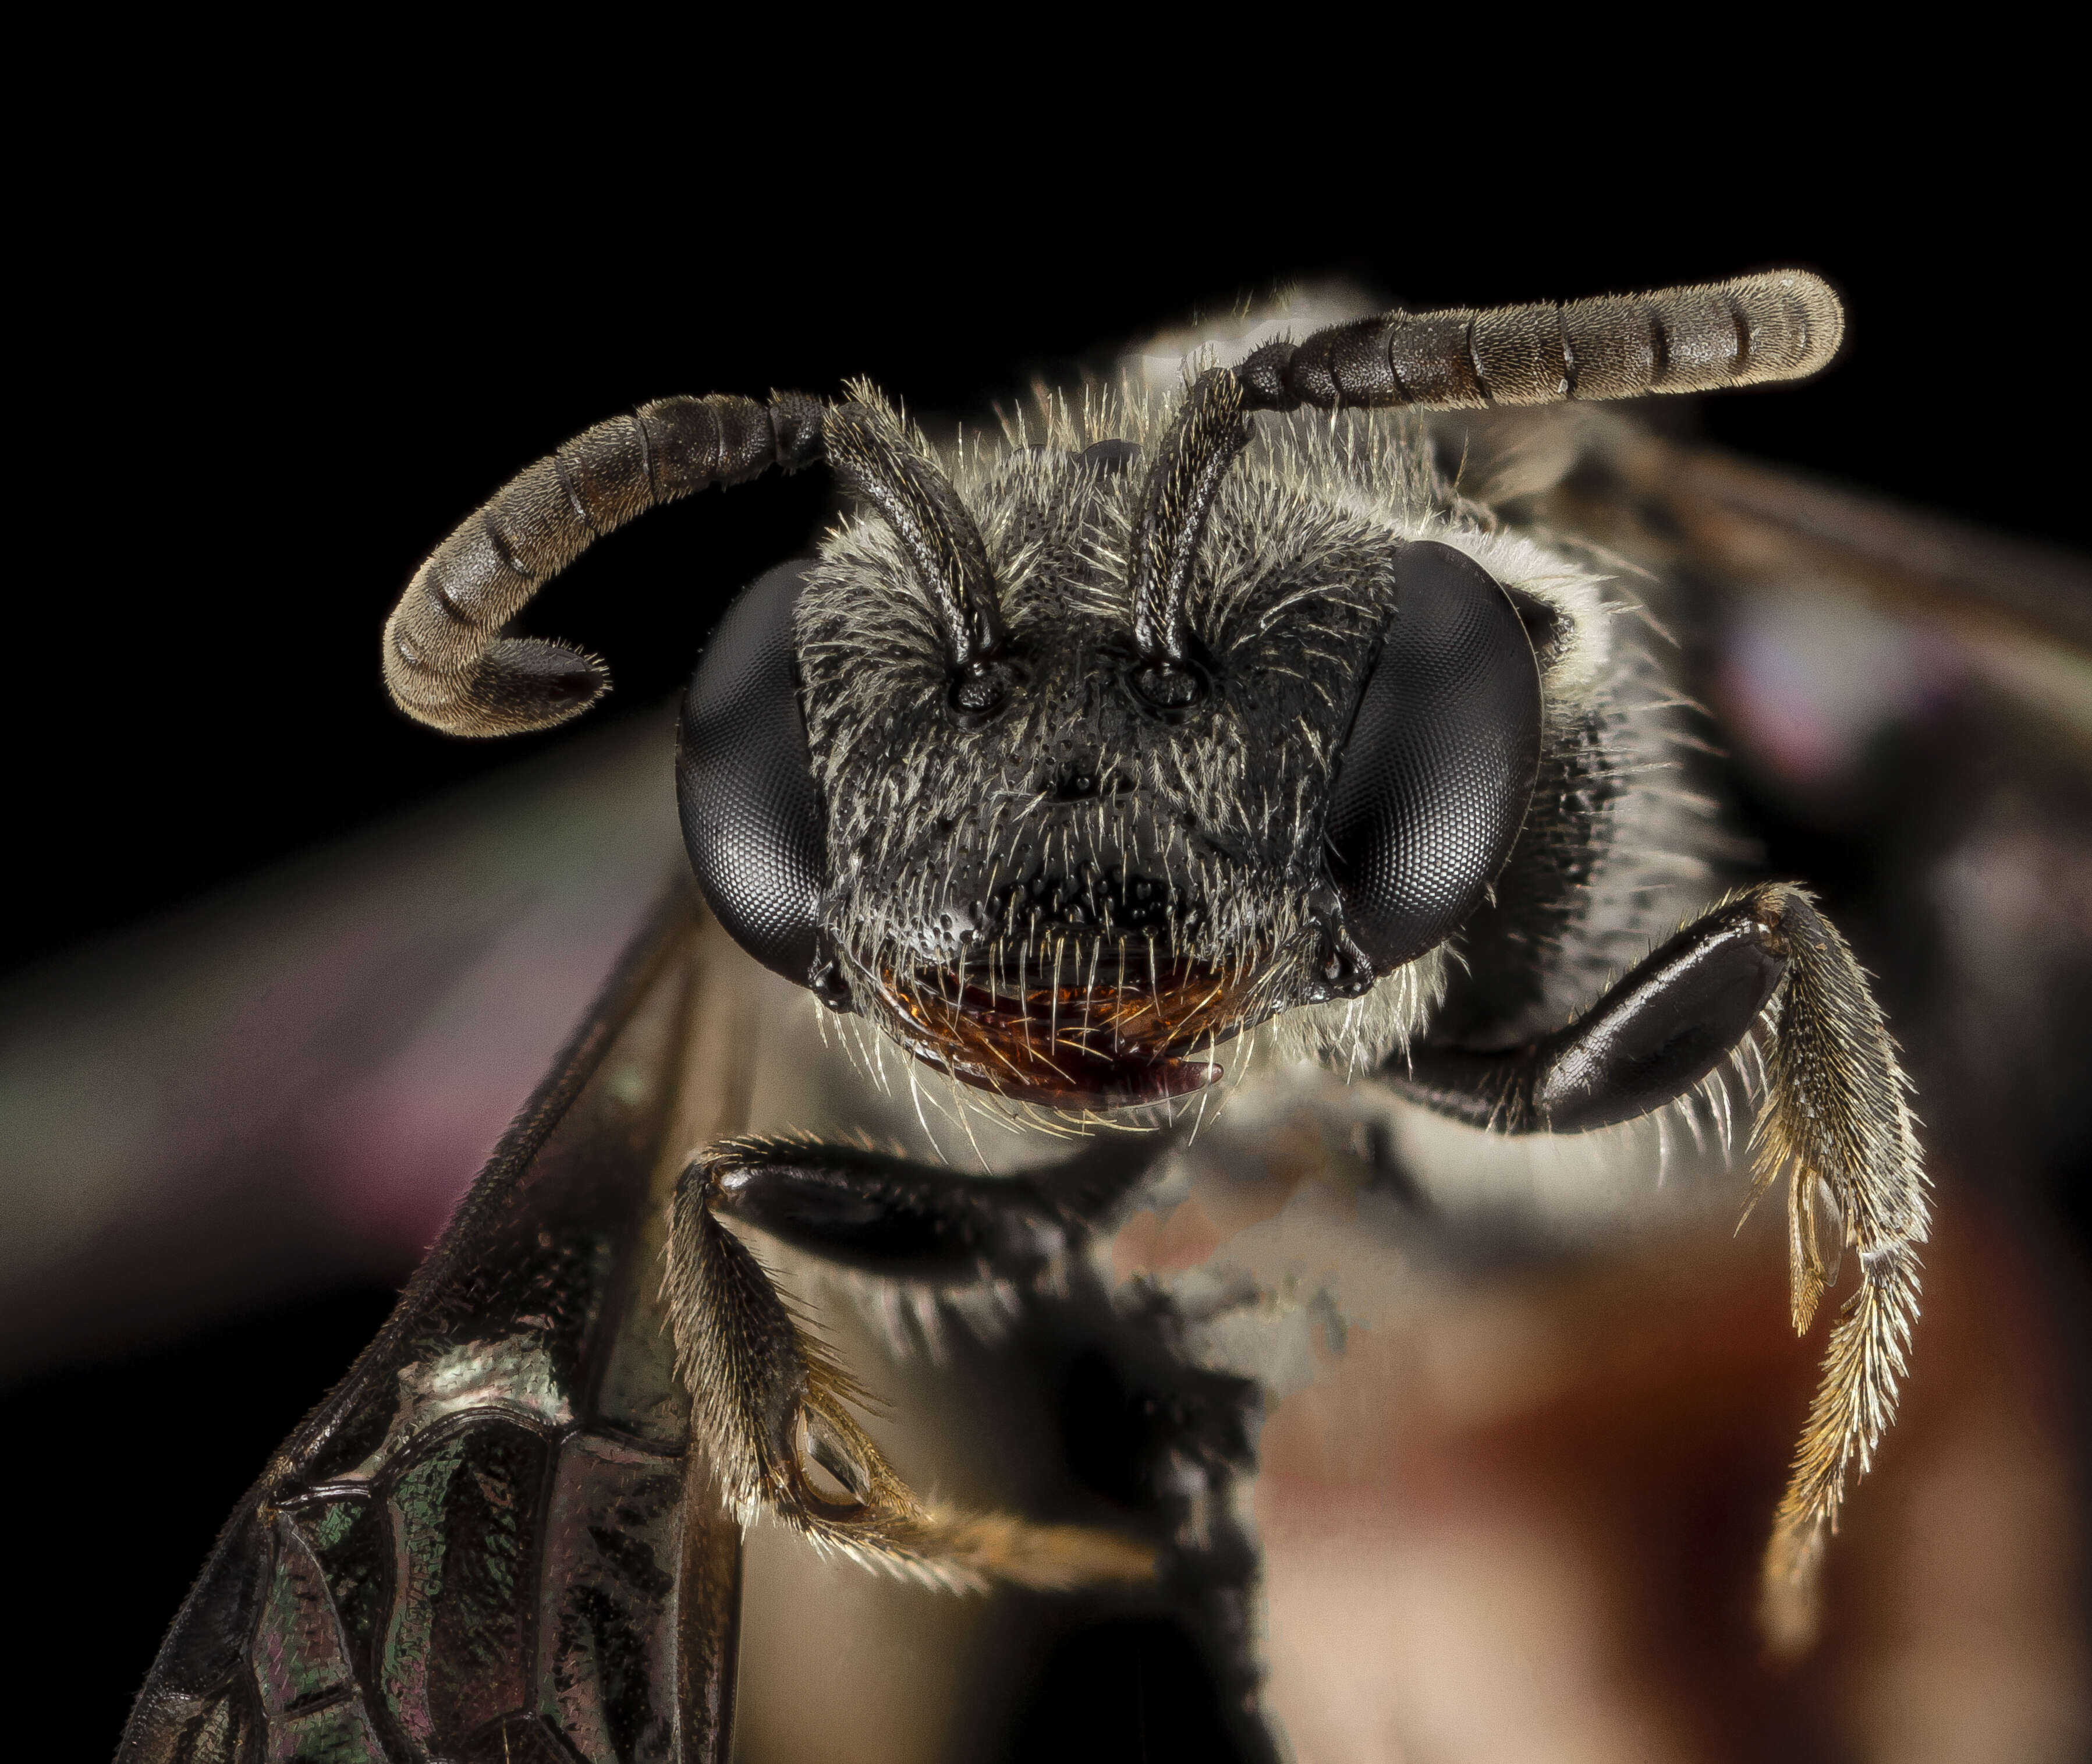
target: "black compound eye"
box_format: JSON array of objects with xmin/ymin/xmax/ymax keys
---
[
  {"xmin": 676, "ymin": 562, "xmax": 829, "ymax": 990},
  {"xmin": 1325, "ymin": 541, "xmax": 1543, "ymax": 972}
]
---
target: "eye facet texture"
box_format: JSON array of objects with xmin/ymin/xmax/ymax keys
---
[
  {"xmin": 1325, "ymin": 541, "xmax": 1543, "ymax": 970},
  {"xmin": 677, "ymin": 562, "xmax": 828, "ymax": 986}
]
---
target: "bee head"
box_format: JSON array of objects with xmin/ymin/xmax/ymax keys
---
[{"xmin": 679, "ymin": 376, "xmax": 1542, "ymax": 1111}]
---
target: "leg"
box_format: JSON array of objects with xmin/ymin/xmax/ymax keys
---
[
  {"xmin": 703, "ymin": 1131, "xmax": 1161, "ymax": 1286},
  {"xmin": 1393, "ymin": 883, "xmax": 1930, "ymax": 1651},
  {"xmin": 664, "ymin": 1131, "xmax": 1166, "ymax": 1589},
  {"xmin": 1397, "ymin": 890, "xmax": 1789, "ymax": 1134}
]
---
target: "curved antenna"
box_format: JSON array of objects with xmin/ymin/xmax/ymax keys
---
[
  {"xmin": 1235, "ymin": 270, "xmax": 1844, "ymax": 411},
  {"xmin": 822, "ymin": 401, "xmax": 1006, "ymax": 670},
  {"xmin": 1126, "ymin": 369, "xmax": 1248, "ymax": 671},
  {"xmin": 384, "ymin": 392, "xmax": 826, "ymax": 736}
]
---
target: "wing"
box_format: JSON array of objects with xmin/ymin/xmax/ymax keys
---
[
  {"xmin": 119, "ymin": 881, "xmax": 754, "ymax": 1764},
  {"xmin": 1618, "ymin": 433, "xmax": 2092, "ymax": 656},
  {"xmin": 1417, "ymin": 399, "xmax": 2088, "ymax": 642}
]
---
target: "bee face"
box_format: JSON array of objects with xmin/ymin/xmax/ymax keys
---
[
  {"xmin": 795, "ymin": 410, "xmax": 1396, "ymax": 1104},
  {"xmin": 728, "ymin": 392, "xmax": 1541, "ymax": 1111}
]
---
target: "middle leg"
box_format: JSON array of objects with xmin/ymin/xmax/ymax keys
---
[{"xmin": 664, "ymin": 1129, "xmax": 1169, "ymax": 1588}]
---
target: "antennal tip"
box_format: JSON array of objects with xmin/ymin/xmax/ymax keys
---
[{"xmin": 386, "ymin": 635, "xmax": 609, "ymax": 737}]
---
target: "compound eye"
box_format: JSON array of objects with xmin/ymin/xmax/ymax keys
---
[
  {"xmin": 676, "ymin": 562, "xmax": 829, "ymax": 989},
  {"xmin": 1325, "ymin": 541, "xmax": 1543, "ymax": 972}
]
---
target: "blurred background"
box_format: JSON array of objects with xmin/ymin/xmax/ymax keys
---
[{"xmin": 8, "ymin": 81, "xmax": 2086, "ymax": 1761}]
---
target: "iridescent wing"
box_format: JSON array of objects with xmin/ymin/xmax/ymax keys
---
[{"xmin": 119, "ymin": 883, "xmax": 751, "ymax": 1764}]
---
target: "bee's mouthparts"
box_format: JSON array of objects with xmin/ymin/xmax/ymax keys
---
[{"xmin": 875, "ymin": 944, "xmax": 1246, "ymax": 1108}]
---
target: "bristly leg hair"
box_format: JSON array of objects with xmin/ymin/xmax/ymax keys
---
[
  {"xmin": 666, "ymin": 1149, "xmax": 1153, "ymax": 1590},
  {"xmin": 1729, "ymin": 884, "xmax": 1930, "ymax": 1653}
]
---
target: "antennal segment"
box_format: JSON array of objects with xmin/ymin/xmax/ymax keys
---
[
  {"xmin": 1126, "ymin": 369, "xmax": 1248, "ymax": 678},
  {"xmin": 384, "ymin": 391, "xmax": 825, "ymax": 736},
  {"xmin": 1236, "ymin": 271, "xmax": 1843, "ymax": 413},
  {"xmin": 824, "ymin": 402, "xmax": 1007, "ymax": 672}
]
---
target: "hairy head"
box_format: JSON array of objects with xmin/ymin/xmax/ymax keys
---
[{"xmin": 793, "ymin": 379, "xmax": 1480, "ymax": 1108}]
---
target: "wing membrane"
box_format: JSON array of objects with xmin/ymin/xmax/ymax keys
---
[
  {"xmin": 1637, "ymin": 437, "xmax": 2092, "ymax": 654},
  {"xmin": 120, "ymin": 882, "xmax": 751, "ymax": 1764}
]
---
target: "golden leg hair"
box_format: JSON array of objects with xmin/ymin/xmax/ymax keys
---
[
  {"xmin": 1738, "ymin": 884, "xmax": 1930, "ymax": 1653},
  {"xmin": 665, "ymin": 1150, "xmax": 1154, "ymax": 1592}
]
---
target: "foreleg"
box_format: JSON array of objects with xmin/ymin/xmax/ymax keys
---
[
  {"xmin": 1394, "ymin": 884, "xmax": 1929, "ymax": 1650},
  {"xmin": 664, "ymin": 1133, "xmax": 1160, "ymax": 1590}
]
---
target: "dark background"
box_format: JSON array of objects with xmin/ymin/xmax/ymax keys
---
[{"xmin": 15, "ymin": 94, "xmax": 2086, "ymax": 1759}]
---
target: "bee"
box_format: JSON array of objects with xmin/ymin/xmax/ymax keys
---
[{"xmin": 122, "ymin": 272, "xmax": 1941, "ymax": 1764}]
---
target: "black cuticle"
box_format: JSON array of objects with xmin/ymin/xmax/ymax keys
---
[
  {"xmin": 1079, "ymin": 438, "xmax": 1141, "ymax": 474},
  {"xmin": 808, "ymin": 943, "xmax": 856, "ymax": 1014},
  {"xmin": 1125, "ymin": 654, "xmax": 1211, "ymax": 719},
  {"xmin": 1135, "ymin": 664, "xmax": 1200, "ymax": 711},
  {"xmin": 948, "ymin": 655, "xmax": 1028, "ymax": 724},
  {"xmin": 1306, "ymin": 885, "xmax": 1375, "ymax": 1002}
]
